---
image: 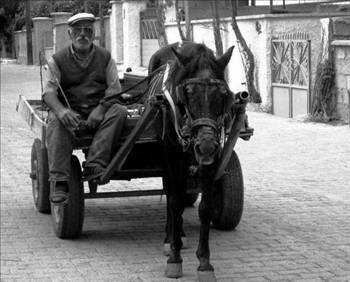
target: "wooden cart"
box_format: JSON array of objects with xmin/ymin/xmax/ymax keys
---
[{"xmin": 16, "ymin": 74, "xmax": 253, "ymax": 238}]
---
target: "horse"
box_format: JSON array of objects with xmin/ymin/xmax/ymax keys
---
[{"xmin": 148, "ymin": 42, "xmax": 243, "ymax": 281}]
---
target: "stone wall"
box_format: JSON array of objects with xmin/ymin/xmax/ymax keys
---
[
  {"xmin": 332, "ymin": 40, "xmax": 350, "ymax": 122},
  {"xmin": 13, "ymin": 12, "xmax": 111, "ymax": 65}
]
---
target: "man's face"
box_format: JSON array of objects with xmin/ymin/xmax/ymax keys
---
[{"xmin": 69, "ymin": 20, "xmax": 94, "ymax": 52}]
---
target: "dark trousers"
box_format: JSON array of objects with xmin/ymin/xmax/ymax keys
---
[{"xmin": 46, "ymin": 104, "xmax": 127, "ymax": 182}]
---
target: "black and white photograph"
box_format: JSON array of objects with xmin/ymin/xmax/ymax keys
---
[{"xmin": 1, "ymin": 0, "xmax": 349, "ymax": 281}]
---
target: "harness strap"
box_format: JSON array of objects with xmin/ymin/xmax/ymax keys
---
[
  {"xmin": 103, "ymin": 64, "xmax": 166, "ymax": 103},
  {"xmin": 162, "ymin": 64, "xmax": 187, "ymax": 146},
  {"xmin": 191, "ymin": 118, "xmax": 218, "ymax": 131}
]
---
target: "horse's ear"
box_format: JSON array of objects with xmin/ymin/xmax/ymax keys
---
[
  {"xmin": 171, "ymin": 47, "xmax": 186, "ymax": 67},
  {"xmin": 217, "ymin": 46, "xmax": 234, "ymax": 69}
]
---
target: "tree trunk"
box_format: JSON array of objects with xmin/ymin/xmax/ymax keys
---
[
  {"xmin": 184, "ymin": 0, "xmax": 192, "ymax": 41},
  {"xmin": 175, "ymin": 0, "xmax": 186, "ymax": 41},
  {"xmin": 0, "ymin": 37, "xmax": 7, "ymax": 58},
  {"xmin": 211, "ymin": 0, "xmax": 223, "ymax": 56},
  {"xmin": 270, "ymin": 0, "xmax": 273, "ymax": 13},
  {"xmin": 25, "ymin": 0, "xmax": 33, "ymax": 65},
  {"xmin": 156, "ymin": 4, "xmax": 168, "ymax": 47},
  {"xmin": 230, "ymin": 0, "xmax": 261, "ymax": 103}
]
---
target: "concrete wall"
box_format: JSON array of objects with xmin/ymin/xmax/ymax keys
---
[
  {"xmin": 331, "ymin": 16, "xmax": 350, "ymax": 122},
  {"xmin": 93, "ymin": 16, "xmax": 111, "ymax": 51},
  {"xmin": 122, "ymin": 1, "xmax": 147, "ymax": 68},
  {"xmin": 110, "ymin": 0, "xmax": 124, "ymax": 63},
  {"xmin": 53, "ymin": 22, "xmax": 71, "ymax": 54},
  {"xmin": 13, "ymin": 30, "xmax": 33, "ymax": 64},
  {"xmin": 165, "ymin": 11, "xmax": 350, "ymax": 110},
  {"xmin": 32, "ymin": 17, "xmax": 53, "ymax": 64},
  {"xmin": 332, "ymin": 41, "xmax": 350, "ymax": 122}
]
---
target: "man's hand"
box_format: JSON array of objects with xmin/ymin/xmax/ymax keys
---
[
  {"xmin": 56, "ymin": 108, "xmax": 81, "ymax": 134},
  {"xmin": 86, "ymin": 105, "xmax": 107, "ymax": 129}
]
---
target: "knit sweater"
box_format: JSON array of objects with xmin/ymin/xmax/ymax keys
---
[{"xmin": 53, "ymin": 45, "xmax": 111, "ymax": 114}]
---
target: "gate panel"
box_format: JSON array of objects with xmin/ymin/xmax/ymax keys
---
[
  {"xmin": 271, "ymin": 33, "xmax": 310, "ymax": 118},
  {"xmin": 292, "ymin": 88, "xmax": 308, "ymax": 117},
  {"xmin": 140, "ymin": 18, "xmax": 159, "ymax": 67},
  {"xmin": 272, "ymin": 86, "xmax": 290, "ymax": 118}
]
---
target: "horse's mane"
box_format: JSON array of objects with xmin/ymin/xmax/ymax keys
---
[{"xmin": 166, "ymin": 43, "xmax": 226, "ymax": 87}]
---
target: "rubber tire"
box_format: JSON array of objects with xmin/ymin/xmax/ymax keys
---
[
  {"xmin": 212, "ymin": 151, "xmax": 244, "ymax": 230},
  {"xmin": 51, "ymin": 155, "xmax": 84, "ymax": 238},
  {"xmin": 31, "ymin": 138, "xmax": 50, "ymax": 213}
]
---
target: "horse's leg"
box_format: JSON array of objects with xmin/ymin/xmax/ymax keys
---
[
  {"xmin": 196, "ymin": 177, "xmax": 216, "ymax": 281},
  {"xmin": 163, "ymin": 192, "xmax": 171, "ymax": 255},
  {"xmin": 164, "ymin": 193, "xmax": 187, "ymax": 256},
  {"xmin": 164, "ymin": 151, "xmax": 186, "ymax": 278},
  {"xmin": 165, "ymin": 189, "xmax": 185, "ymax": 278}
]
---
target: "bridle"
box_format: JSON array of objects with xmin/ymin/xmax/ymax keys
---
[
  {"xmin": 162, "ymin": 64, "xmax": 231, "ymax": 151},
  {"xmin": 177, "ymin": 77, "xmax": 231, "ymax": 133}
]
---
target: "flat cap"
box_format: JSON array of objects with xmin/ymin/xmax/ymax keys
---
[{"xmin": 67, "ymin": 13, "xmax": 95, "ymax": 26}]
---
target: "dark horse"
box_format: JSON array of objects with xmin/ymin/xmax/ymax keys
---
[{"xmin": 148, "ymin": 42, "xmax": 242, "ymax": 281}]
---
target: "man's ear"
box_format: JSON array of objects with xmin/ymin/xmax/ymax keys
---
[{"xmin": 67, "ymin": 28, "xmax": 73, "ymax": 40}]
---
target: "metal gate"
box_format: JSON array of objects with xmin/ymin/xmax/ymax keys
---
[
  {"xmin": 271, "ymin": 33, "xmax": 311, "ymax": 118},
  {"xmin": 140, "ymin": 10, "xmax": 159, "ymax": 67}
]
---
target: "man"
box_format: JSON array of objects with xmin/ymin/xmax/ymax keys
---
[{"xmin": 43, "ymin": 13, "xmax": 127, "ymax": 204}]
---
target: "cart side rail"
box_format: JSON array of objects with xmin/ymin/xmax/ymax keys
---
[{"xmin": 16, "ymin": 95, "xmax": 46, "ymax": 139}]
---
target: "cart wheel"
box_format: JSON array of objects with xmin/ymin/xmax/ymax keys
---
[
  {"xmin": 212, "ymin": 150, "xmax": 244, "ymax": 230},
  {"xmin": 30, "ymin": 138, "xmax": 50, "ymax": 213},
  {"xmin": 51, "ymin": 155, "xmax": 84, "ymax": 238}
]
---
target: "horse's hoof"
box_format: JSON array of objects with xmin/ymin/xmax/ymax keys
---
[
  {"xmin": 165, "ymin": 262, "xmax": 183, "ymax": 278},
  {"xmin": 163, "ymin": 243, "xmax": 171, "ymax": 256},
  {"xmin": 181, "ymin": 236, "xmax": 189, "ymax": 249},
  {"xmin": 197, "ymin": 270, "xmax": 217, "ymax": 282}
]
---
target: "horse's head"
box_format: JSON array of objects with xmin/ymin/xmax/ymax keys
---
[{"xmin": 168, "ymin": 43, "xmax": 234, "ymax": 166}]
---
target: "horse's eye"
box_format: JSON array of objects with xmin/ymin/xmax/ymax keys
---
[{"xmin": 219, "ymin": 85, "xmax": 227, "ymax": 94}]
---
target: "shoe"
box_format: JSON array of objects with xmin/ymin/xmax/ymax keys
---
[
  {"xmin": 82, "ymin": 165, "xmax": 104, "ymax": 182},
  {"xmin": 50, "ymin": 182, "xmax": 69, "ymax": 205}
]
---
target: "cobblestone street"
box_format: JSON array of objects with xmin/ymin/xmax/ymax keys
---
[{"xmin": 1, "ymin": 63, "xmax": 350, "ymax": 281}]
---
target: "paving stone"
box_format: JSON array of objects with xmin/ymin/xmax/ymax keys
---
[{"xmin": 1, "ymin": 64, "xmax": 350, "ymax": 281}]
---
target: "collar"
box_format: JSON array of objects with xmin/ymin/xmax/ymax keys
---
[{"xmin": 70, "ymin": 44, "xmax": 95, "ymax": 62}]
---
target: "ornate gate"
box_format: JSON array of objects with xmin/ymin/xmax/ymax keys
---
[
  {"xmin": 140, "ymin": 9, "xmax": 159, "ymax": 67},
  {"xmin": 271, "ymin": 33, "xmax": 311, "ymax": 118}
]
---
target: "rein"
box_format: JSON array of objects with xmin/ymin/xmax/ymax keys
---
[
  {"xmin": 161, "ymin": 64, "xmax": 190, "ymax": 149},
  {"xmin": 102, "ymin": 64, "xmax": 167, "ymax": 105}
]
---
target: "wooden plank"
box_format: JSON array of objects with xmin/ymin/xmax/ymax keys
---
[
  {"xmin": 85, "ymin": 189, "xmax": 164, "ymax": 199},
  {"xmin": 16, "ymin": 95, "xmax": 45, "ymax": 139}
]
